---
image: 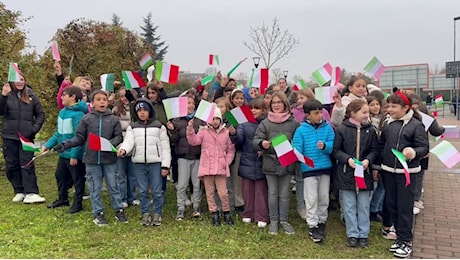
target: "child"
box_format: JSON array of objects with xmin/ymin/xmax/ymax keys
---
[
  {"xmin": 333, "ymin": 99, "xmax": 378, "ymax": 247},
  {"xmin": 118, "ymin": 98, "xmax": 171, "ymax": 226},
  {"xmin": 292, "ymin": 99, "xmax": 335, "ymax": 242},
  {"xmin": 166, "ymin": 96, "xmax": 203, "ymax": 220},
  {"xmin": 254, "ymin": 92, "xmax": 299, "ymax": 235},
  {"xmin": 379, "ymin": 92, "xmax": 429, "ymax": 258},
  {"xmin": 229, "ymin": 98, "xmax": 269, "ymax": 227},
  {"xmin": 54, "ymin": 90, "xmax": 126, "ymax": 226},
  {"xmin": 186, "ymin": 107, "xmax": 235, "ymax": 226},
  {"xmin": 44, "ymin": 86, "xmax": 88, "ymax": 213},
  {"xmin": 331, "ymin": 75, "xmax": 367, "ymax": 127}
]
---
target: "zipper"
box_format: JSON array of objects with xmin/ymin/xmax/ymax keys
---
[
  {"xmin": 144, "ymin": 126, "xmax": 147, "ymax": 164},
  {"xmin": 98, "ymin": 113, "xmax": 102, "ymax": 164}
]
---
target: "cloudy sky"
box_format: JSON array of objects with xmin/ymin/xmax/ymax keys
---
[{"xmin": 4, "ymin": 0, "xmax": 460, "ymax": 82}]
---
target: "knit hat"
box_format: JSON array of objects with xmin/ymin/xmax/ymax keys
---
[
  {"xmin": 213, "ymin": 106, "xmax": 222, "ymax": 121},
  {"xmin": 135, "ymin": 101, "xmax": 152, "ymax": 115},
  {"xmin": 367, "ymin": 84, "xmax": 382, "ymax": 95}
]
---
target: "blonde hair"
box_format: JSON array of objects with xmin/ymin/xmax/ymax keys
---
[
  {"xmin": 298, "ymin": 88, "xmax": 315, "ymax": 100},
  {"xmin": 215, "ymin": 97, "xmax": 231, "ymax": 113}
]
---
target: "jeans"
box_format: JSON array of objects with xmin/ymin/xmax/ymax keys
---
[
  {"xmin": 132, "ymin": 163, "xmax": 163, "ymax": 215},
  {"xmin": 176, "ymin": 158, "xmax": 202, "ymax": 211},
  {"xmin": 370, "ymin": 179, "xmax": 385, "ymax": 213},
  {"xmin": 266, "ymin": 174, "xmax": 291, "ymax": 222},
  {"xmin": 414, "ymin": 169, "xmax": 425, "ymax": 201},
  {"xmin": 86, "ymin": 163, "xmax": 122, "ymax": 215},
  {"xmin": 304, "ymin": 174, "xmax": 330, "ymax": 227},
  {"xmin": 340, "ymin": 189, "xmax": 371, "ymax": 238},
  {"xmin": 117, "ymin": 156, "xmax": 137, "ymax": 203},
  {"xmin": 55, "ymin": 157, "xmax": 85, "ymax": 204},
  {"xmin": 295, "ymin": 164, "xmax": 305, "ymax": 211}
]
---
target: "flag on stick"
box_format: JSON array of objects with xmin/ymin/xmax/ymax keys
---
[
  {"xmin": 293, "ymin": 79, "xmax": 307, "ymax": 91},
  {"xmin": 195, "ymin": 100, "xmax": 216, "ymax": 123},
  {"xmin": 363, "ymin": 57, "xmax": 385, "ymax": 79},
  {"xmin": 224, "ymin": 105, "xmax": 256, "ymax": 126},
  {"xmin": 18, "ymin": 132, "xmax": 41, "ymax": 153},
  {"xmin": 391, "ymin": 149, "xmax": 410, "ymax": 187},
  {"xmin": 100, "ymin": 73, "xmax": 115, "ymax": 92},
  {"xmin": 251, "ymin": 68, "xmax": 269, "ymax": 94},
  {"xmin": 209, "ymin": 54, "xmax": 219, "ymax": 66},
  {"xmin": 122, "ymin": 71, "xmax": 145, "ymax": 89},
  {"xmin": 50, "ymin": 41, "xmax": 61, "ymax": 61},
  {"xmin": 146, "ymin": 65, "xmax": 155, "ymax": 82},
  {"xmin": 435, "ymin": 94, "xmax": 443, "ymax": 106},
  {"xmin": 139, "ymin": 53, "xmax": 153, "ymax": 70},
  {"xmin": 293, "ymin": 148, "xmax": 314, "ymax": 168},
  {"xmin": 227, "ymin": 57, "xmax": 247, "ymax": 76},
  {"xmin": 8, "ymin": 63, "xmax": 21, "ymax": 82},
  {"xmin": 271, "ymin": 134, "xmax": 298, "ymax": 167},
  {"xmin": 330, "ymin": 66, "xmax": 341, "ymax": 87},
  {"xmin": 430, "ymin": 140, "xmax": 460, "ymax": 168},
  {"xmin": 163, "ymin": 97, "xmax": 188, "ymax": 120},
  {"xmin": 353, "ymin": 158, "xmax": 367, "ymax": 189},
  {"xmin": 155, "ymin": 62, "xmax": 179, "ymax": 84},
  {"xmin": 88, "ymin": 133, "xmax": 117, "ymax": 152},
  {"xmin": 314, "ymin": 86, "xmax": 336, "ymax": 104},
  {"xmin": 312, "ymin": 63, "xmax": 333, "ymax": 86},
  {"xmin": 201, "ymin": 75, "xmax": 214, "ymax": 85}
]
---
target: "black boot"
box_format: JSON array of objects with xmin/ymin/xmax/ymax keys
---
[
  {"xmin": 211, "ymin": 211, "xmax": 220, "ymax": 226},
  {"xmin": 68, "ymin": 201, "xmax": 83, "ymax": 214},
  {"xmin": 223, "ymin": 211, "xmax": 234, "ymax": 226}
]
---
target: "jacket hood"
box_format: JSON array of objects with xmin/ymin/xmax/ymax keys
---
[
  {"xmin": 342, "ymin": 118, "xmax": 372, "ymax": 129},
  {"xmin": 387, "ymin": 109, "xmax": 414, "ymax": 125},
  {"xmin": 68, "ymin": 100, "xmax": 89, "ymax": 113},
  {"xmin": 133, "ymin": 98, "xmax": 155, "ymax": 121}
]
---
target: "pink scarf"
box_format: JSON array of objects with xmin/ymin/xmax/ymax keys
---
[{"xmin": 268, "ymin": 111, "xmax": 291, "ymax": 123}]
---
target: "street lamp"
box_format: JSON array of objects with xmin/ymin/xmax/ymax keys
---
[
  {"xmin": 252, "ymin": 57, "xmax": 260, "ymax": 68},
  {"xmin": 283, "ymin": 70, "xmax": 289, "ymax": 80}
]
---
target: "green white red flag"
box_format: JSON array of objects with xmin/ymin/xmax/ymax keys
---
[
  {"xmin": 271, "ymin": 134, "xmax": 298, "ymax": 167},
  {"xmin": 195, "ymin": 99, "xmax": 216, "ymax": 123},
  {"xmin": 50, "ymin": 41, "xmax": 61, "ymax": 61},
  {"xmin": 227, "ymin": 57, "xmax": 247, "ymax": 76},
  {"xmin": 353, "ymin": 158, "xmax": 367, "ymax": 189},
  {"xmin": 435, "ymin": 94, "xmax": 443, "ymax": 106},
  {"xmin": 363, "ymin": 56, "xmax": 385, "ymax": 80},
  {"xmin": 209, "ymin": 54, "xmax": 219, "ymax": 66},
  {"xmin": 430, "ymin": 140, "xmax": 460, "ymax": 169},
  {"xmin": 100, "ymin": 73, "xmax": 115, "ymax": 92},
  {"xmin": 155, "ymin": 62, "xmax": 179, "ymax": 84},
  {"xmin": 139, "ymin": 53, "xmax": 153, "ymax": 70},
  {"xmin": 251, "ymin": 68, "xmax": 269, "ymax": 94},
  {"xmin": 18, "ymin": 132, "xmax": 41, "ymax": 153},
  {"xmin": 224, "ymin": 105, "xmax": 256, "ymax": 126},
  {"xmin": 391, "ymin": 149, "xmax": 410, "ymax": 187},
  {"xmin": 293, "ymin": 79, "xmax": 307, "ymax": 91},
  {"xmin": 201, "ymin": 75, "xmax": 214, "ymax": 85},
  {"xmin": 163, "ymin": 97, "xmax": 188, "ymax": 120},
  {"xmin": 312, "ymin": 63, "xmax": 333, "ymax": 86},
  {"xmin": 293, "ymin": 148, "xmax": 315, "ymax": 168},
  {"xmin": 88, "ymin": 133, "xmax": 117, "ymax": 153},
  {"xmin": 8, "ymin": 63, "xmax": 21, "ymax": 82},
  {"xmin": 122, "ymin": 71, "xmax": 145, "ymax": 89}
]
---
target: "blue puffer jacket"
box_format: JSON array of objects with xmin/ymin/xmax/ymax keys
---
[
  {"xmin": 45, "ymin": 101, "xmax": 88, "ymax": 160},
  {"xmin": 292, "ymin": 120, "xmax": 335, "ymax": 177},
  {"xmin": 230, "ymin": 118, "xmax": 265, "ymax": 180}
]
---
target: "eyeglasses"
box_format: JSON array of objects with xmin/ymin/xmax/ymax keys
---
[{"xmin": 271, "ymin": 101, "xmax": 283, "ymax": 105}]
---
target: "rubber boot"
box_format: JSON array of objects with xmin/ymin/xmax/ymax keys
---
[{"xmin": 223, "ymin": 211, "xmax": 234, "ymax": 226}]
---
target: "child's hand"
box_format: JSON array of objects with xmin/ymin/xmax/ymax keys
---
[
  {"xmin": 261, "ymin": 140, "xmax": 271, "ymax": 149},
  {"xmin": 220, "ymin": 76, "xmax": 229, "ymax": 87},
  {"xmin": 362, "ymin": 159, "xmax": 369, "ymax": 169},
  {"xmin": 332, "ymin": 91, "xmax": 342, "ymax": 107},
  {"xmin": 348, "ymin": 158, "xmax": 356, "ymax": 169},
  {"xmin": 154, "ymin": 80, "xmax": 164, "ymax": 89},
  {"xmin": 317, "ymin": 141, "xmax": 325, "ymax": 150},
  {"xmin": 70, "ymin": 158, "xmax": 78, "ymax": 166},
  {"xmin": 166, "ymin": 121, "xmax": 175, "ymax": 131},
  {"xmin": 118, "ymin": 149, "xmax": 126, "ymax": 157},
  {"xmin": 161, "ymin": 169, "xmax": 169, "ymax": 177},
  {"xmin": 402, "ymin": 147, "xmax": 416, "ymax": 161},
  {"xmin": 228, "ymin": 125, "xmax": 236, "ymax": 135},
  {"xmin": 42, "ymin": 147, "xmax": 49, "ymax": 153},
  {"xmin": 187, "ymin": 119, "xmax": 195, "ymax": 127},
  {"xmin": 372, "ymin": 170, "xmax": 379, "ymax": 181}
]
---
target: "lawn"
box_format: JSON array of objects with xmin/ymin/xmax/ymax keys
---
[{"xmin": 0, "ymin": 153, "xmax": 394, "ymax": 258}]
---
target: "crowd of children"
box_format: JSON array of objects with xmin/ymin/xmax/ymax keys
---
[{"xmin": 1, "ymin": 65, "xmax": 445, "ymax": 258}]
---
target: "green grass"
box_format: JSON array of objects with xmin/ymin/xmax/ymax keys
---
[{"xmin": 0, "ymin": 153, "xmax": 394, "ymax": 258}]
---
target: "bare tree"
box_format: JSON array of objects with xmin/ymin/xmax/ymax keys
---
[
  {"xmin": 271, "ymin": 68, "xmax": 284, "ymax": 83},
  {"xmin": 244, "ymin": 18, "xmax": 299, "ymax": 69}
]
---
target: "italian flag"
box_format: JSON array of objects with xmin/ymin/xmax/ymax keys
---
[
  {"xmin": 88, "ymin": 133, "xmax": 117, "ymax": 153},
  {"xmin": 252, "ymin": 68, "xmax": 269, "ymax": 94},
  {"xmin": 224, "ymin": 105, "xmax": 256, "ymax": 126},
  {"xmin": 8, "ymin": 63, "xmax": 21, "ymax": 82},
  {"xmin": 227, "ymin": 57, "xmax": 247, "ymax": 76},
  {"xmin": 331, "ymin": 66, "xmax": 341, "ymax": 87},
  {"xmin": 18, "ymin": 132, "xmax": 41, "ymax": 153},
  {"xmin": 294, "ymin": 148, "xmax": 314, "ymax": 168},
  {"xmin": 163, "ymin": 97, "xmax": 188, "ymax": 120},
  {"xmin": 312, "ymin": 63, "xmax": 333, "ymax": 86},
  {"xmin": 435, "ymin": 94, "xmax": 443, "ymax": 106},
  {"xmin": 195, "ymin": 99, "xmax": 216, "ymax": 123},
  {"xmin": 50, "ymin": 41, "xmax": 61, "ymax": 61},
  {"xmin": 363, "ymin": 56, "xmax": 385, "ymax": 80},
  {"xmin": 353, "ymin": 158, "xmax": 367, "ymax": 189},
  {"xmin": 391, "ymin": 149, "xmax": 410, "ymax": 187},
  {"xmin": 201, "ymin": 75, "xmax": 214, "ymax": 85},
  {"xmin": 293, "ymin": 79, "xmax": 307, "ymax": 91},
  {"xmin": 271, "ymin": 134, "xmax": 298, "ymax": 167},
  {"xmin": 139, "ymin": 53, "xmax": 153, "ymax": 70},
  {"xmin": 155, "ymin": 62, "xmax": 179, "ymax": 84},
  {"xmin": 122, "ymin": 71, "xmax": 146, "ymax": 89},
  {"xmin": 430, "ymin": 140, "xmax": 460, "ymax": 169},
  {"xmin": 209, "ymin": 54, "xmax": 219, "ymax": 66},
  {"xmin": 100, "ymin": 73, "xmax": 115, "ymax": 92}
]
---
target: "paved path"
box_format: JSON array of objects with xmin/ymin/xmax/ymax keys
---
[{"xmin": 412, "ymin": 114, "xmax": 460, "ymax": 259}]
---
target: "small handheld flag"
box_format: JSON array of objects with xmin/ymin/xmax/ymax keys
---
[
  {"xmin": 224, "ymin": 105, "xmax": 256, "ymax": 126},
  {"xmin": 163, "ymin": 97, "xmax": 188, "ymax": 120},
  {"xmin": 50, "ymin": 41, "xmax": 61, "ymax": 61},
  {"xmin": 391, "ymin": 149, "xmax": 410, "ymax": 187},
  {"xmin": 293, "ymin": 148, "xmax": 314, "ymax": 168},
  {"xmin": 209, "ymin": 54, "xmax": 219, "ymax": 66},
  {"xmin": 18, "ymin": 132, "xmax": 41, "ymax": 153},
  {"xmin": 100, "ymin": 73, "xmax": 115, "ymax": 92},
  {"xmin": 88, "ymin": 133, "xmax": 117, "ymax": 152},
  {"xmin": 312, "ymin": 63, "xmax": 333, "ymax": 86},
  {"xmin": 122, "ymin": 71, "xmax": 146, "ymax": 89},
  {"xmin": 293, "ymin": 79, "xmax": 307, "ymax": 91},
  {"xmin": 201, "ymin": 75, "xmax": 214, "ymax": 85},
  {"xmin": 271, "ymin": 134, "xmax": 298, "ymax": 167},
  {"xmin": 430, "ymin": 140, "xmax": 460, "ymax": 169},
  {"xmin": 155, "ymin": 62, "xmax": 179, "ymax": 84},
  {"xmin": 363, "ymin": 57, "xmax": 385, "ymax": 80},
  {"xmin": 195, "ymin": 100, "xmax": 216, "ymax": 123},
  {"xmin": 227, "ymin": 57, "xmax": 247, "ymax": 76},
  {"xmin": 139, "ymin": 53, "xmax": 153, "ymax": 70},
  {"xmin": 8, "ymin": 63, "xmax": 21, "ymax": 82},
  {"xmin": 435, "ymin": 95, "xmax": 443, "ymax": 106},
  {"xmin": 251, "ymin": 68, "xmax": 269, "ymax": 94},
  {"xmin": 353, "ymin": 158, "xmax": 367, "ymax": 189}
]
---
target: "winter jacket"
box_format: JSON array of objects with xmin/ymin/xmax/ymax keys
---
[
  {"xmin": 331, "ymin": 93, "xmax": 366, "ymax": 127},
  {"xmin": 112, "ymin": 104, "xmax": 132, "ymax": 135},
  {"xmin": 0, "ymin": 87, "xmax": 45, "ymax": 141},
  {"xmin": 292, "ymin": 120, "xmax": 335, "ymax": 177},
  {"xmin": 169, "ymin": 116, "xmax": 202, "ymax": 160},
  {"xmin": 253, "ymin": 114, "xmax": 299, "ymax": 176},
  {"xmin": 45, "ymin": 101, "xmax": 88, "ymax": 160},
  {"xmin": 230, "ymin": 118, "xmax": 265, "ymax": 180},
  {"xmin": 333, "ymin": 119, "xmax": 379, "ymax": 191},
  {"xmin": 62, "ymin": 109, "xmax": 122, "ymax": 165},
  {"xmin": 379, "ymin": 110, "xmax": 429, "ymax": 174},
  {"xmin": 420, "ymin": 115, "xmax": 445, "ymax": 170},
  {"xmin": 187, "ymin": 124, "xmax": 235, "ymax": 178}
]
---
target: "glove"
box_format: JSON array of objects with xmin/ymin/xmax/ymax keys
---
[{"xmin": 53, "ymin": 144, "xmax": 65, "ymax": 153}]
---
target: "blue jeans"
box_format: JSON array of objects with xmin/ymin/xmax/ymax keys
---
[
  {"xmin": 370, "ymin": 179, "xmax": 385, "ymax": 213},
  {"xmin": 117, "ymin": 156, "xmax": 137, "ymax": 203},
  {"xmin": 132, "ymin": 163, "xmax": 163, "ymax": 215},
  {"xmin": 340, "ymin": 189, "xmax": 371, "ymax": 238},
  {"xmin": 86, "ymin": 163, "xmax": 123, "ymax": 215}
]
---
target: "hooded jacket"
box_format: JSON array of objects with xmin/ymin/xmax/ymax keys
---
[{"xmin": 169, "ymin": 115, "xmax": 203, "ymax": 160}]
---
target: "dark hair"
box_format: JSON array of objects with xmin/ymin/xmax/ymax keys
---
[
  {"xmin": 264, "ymin": 89, "xmax": 274, "ymax": 97},
  {"xmin": 342, "ymin": 75, "xmax": 367, "ymax": 96},
  {"xmin": 368, "ymin": 90, "xmax": 384, "ymax": 104},
  {"xmin": 386, "ymin": 92, "xmax": 422, "ymax": 121},
  {"xmin": 62, "ymin": 86, "xmax": 83, "ymax": 101},
  {"xmin": 303, "ymin": 99, "xmax": 323, "ymax": 114},
  {"xmin": 345, "ymin": 99, "xmax": 367, "ymax": 120},
  {"xmin": 81, "ymin": 76, "xmax": 93, "ymax": 87},
  {"xmin": 89, "ymin": 90, "xmax": 108, "ymax": 102},
  {"xmin": 249, "ymin": 97, "xmax": 266, "ymax": 110},
  {"xmin": 146, "ymin": 83, "xmax": 162, "ymax": 102},
  {"xmin": 407, "ymin": 93, "xmax": 429, "ymax": 114}
]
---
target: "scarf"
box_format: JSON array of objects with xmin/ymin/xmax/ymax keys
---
[{"xmin": 267, "ymin": 111, "xmax": 291, "ymax": 123}]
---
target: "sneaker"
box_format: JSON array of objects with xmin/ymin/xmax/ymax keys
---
[
  {"xmin": 93, "ymin": 212, "xmax": 108, "ymax": 226},
  {"xmin": 358, "ymin": 238, "xmax": 369, "ymax": 248},
  {"xmin": 152, "ymin": 213, "xmax": 162, "ymax": 226},
  {"xmin": 347, "ymin": 237, "xmax": 358, "ymax": 247},
  {"xmin": 115, "ymin": 210, "xmax": 128, "ymax": 223},
  {"xmin": 12, "ymin": 193, "xmax": 25, "ymax": 202},
  {"xmin": 414, "ymin": 200, "xmax": 424, "ymax": 209},
  {"xmin": 394, "ymin": 242, "xmax": 412, "ymax": 258},
  {"xmin": 176, "ymin": 210, "xmax": 185, "ymax": 221},
  {"xmin": 389, "ymin": 241, "xmax": 401, "ymax": 252},
  {"xmin": 268, "ymin": 221, "xmax": 278, "ymax": 235},
  {"xmin": 413, "ymin": 206, "xmax": 420, "ymax": 215},
  {"xmin": 291, "ymin": 185, "xmax": 296, "ymax": 193},
  {"xmin": 317, "ymin": 222, "xmax": 326, "ymax": 238},
  {"xmin": 192, "ymin": 209, "xmax": 201, "ymax": 218},
  {"xmin": 130, "ymin": 199, "xmax": 140, "ymax": 206},
  {"xmin": 309, "ymin": 226, "xmax": 323, "ymax": 243},
  {"xmin": 290, "ymin": 177, "xmax": 296, "ymax": 184},
  {"xmin": 242, "ymin": 217, "xmax": 252, "ymax": 223},
  {"xmin": 82, "ymin": 193, "xmax": 90, "ymax": 200},
  {"xmin": 297, "ymin": 208, "xmax": 306, "ymax": 220},
  {"xmin": 185, "ymin": 197, "xmax": 192, "ymax": 207},
  {"xmin": 122, "ymin": 202, "xmax": 129, "ymax": 209},
  {"xmin": 141, "ymin": 213, "xmax": 151, "ymax": 226},
  {"xmin": 280, "ymin": 222, "xmax": 295, "ymax": 235},
  {"xmin": 23, "ymin": 194, "xmax": 46, "ymax": 204},
  {"xmin": 68, "ymin": 203, "xmax": 83, "ymax": 214},
  {"xmin": 47, "ymin": 200, "xmax": 70, "ymax": 209},
  {"xmin": 382, "ymin": 227, "xmax": 397, "ymax": 240},
  {"xmin": 257, "ymin": 221, "xmax": 268, "ymax": 228}
]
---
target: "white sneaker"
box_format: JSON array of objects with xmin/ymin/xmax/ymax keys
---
[
  {"xmin": 23, "ymin": 194, "xmax": 46, "ymax": 204},
  {"xmin": 242, "ymin": 217, "xmax": 252, "ymax": 223},
  {"xmin": 131, "ymin": 199, "xmax": 140, "ymax": 206},
  {"xmin": 185, "ymin": 197, "xmax": 192, "ymax": 207},
  {"xmin": 12, "ymin": 193, "xmax": 26, "ymax": 202},
  {"xmin": 414, "ymin": 200, "xmax": 424, "ymax": 209},
  {"xmin": 257, "ymin": 221, "xmax": 268, "ymax": 228},
  {"xmin": 122, "ymin": 202, "xmax": 129, "ymax": 208},
  {"xmin": 413, "ymin": 206, "xmax": 420, "ymax": 215}
]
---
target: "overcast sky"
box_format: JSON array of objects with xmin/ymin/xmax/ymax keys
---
[{"xmin": 4, "ymin": 0, "xmax": 460, "ymax": 82}]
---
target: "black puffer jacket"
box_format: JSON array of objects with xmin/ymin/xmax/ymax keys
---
[
  {"xmin": 333, "ymin": 119, "xmax": 378, "ymax": 191},
  {"xmin": 379, "ymin": 110, "xmax": 429, "ymax": 174},
  {"xmin": 169, "ymin": 116, "xmax": 203, "ymax": 160},
  {"xmin": 0, "ymin": 87, "xmax": 45, "ymax": 141}
]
